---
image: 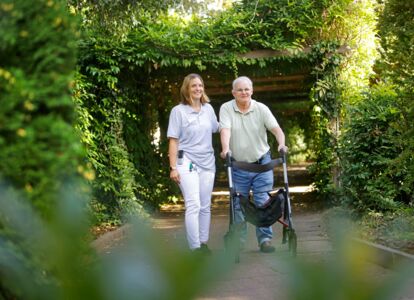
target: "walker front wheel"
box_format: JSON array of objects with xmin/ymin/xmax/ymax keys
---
[{"xmin": 288, "ymin": 229, "xmax": 297, "ymax": 257}]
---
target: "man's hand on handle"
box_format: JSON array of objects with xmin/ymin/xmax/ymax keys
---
[
  {"xmin": 278, "ymin": 144, "xmax": 288, "ymax": 154},
  {"xmin": 220, "ymin": 150, "xmax": 229, "ymax": 160}
]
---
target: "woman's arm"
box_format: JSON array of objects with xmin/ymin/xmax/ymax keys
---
[
  {"xmin": 220, "ymin": 128, "xmax": 231, "ymax": 159},
  {"xmin": 168, "ymin": 138, "xmax": 180, "ymax": 184}
]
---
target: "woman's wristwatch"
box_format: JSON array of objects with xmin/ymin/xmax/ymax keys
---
[{"xmin": 169, "ymin": 166, "xmax": 177, "ymax": 171}]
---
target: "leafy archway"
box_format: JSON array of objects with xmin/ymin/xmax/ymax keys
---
[{"xmin": 72, "ymin": 0, "xmax": 378, "ymax": 221}]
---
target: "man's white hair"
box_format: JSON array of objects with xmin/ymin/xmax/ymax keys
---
[{"xmin": 232, "ymin": 76, "xmax": 253, "ymax": 90}]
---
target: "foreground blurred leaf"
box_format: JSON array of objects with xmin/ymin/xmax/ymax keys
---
[{"xmin": 0, "ymin": 181, "xmax": 235, "ymax": 299}]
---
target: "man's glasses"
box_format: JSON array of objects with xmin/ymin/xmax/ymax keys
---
[{"xmin": 235, "ymin": 88, "xmax": 251, "ymax": 93}]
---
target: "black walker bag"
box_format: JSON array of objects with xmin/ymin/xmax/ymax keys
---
[{"xmin": 239, "ymin": 188, "xmax": 285, "ymax": 227}]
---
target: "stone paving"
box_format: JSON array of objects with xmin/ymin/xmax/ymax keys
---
[
  {"xmin": 92, "ymin": 161, "xmax": 414, "ymax": 300},
  {"xmin": 151, "ymin": 202, "xmax": 414, "ymax": 300},
  {"xmin": 92, "ymin": 197, "xmax": 414, "ymax": 300},
  {"xmin": 152, "ymin": 209, "xmax": 320, "ymax": 300}
]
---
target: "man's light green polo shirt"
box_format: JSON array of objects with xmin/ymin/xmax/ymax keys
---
[{"xmin": 219, "ymin": 99, "xmax": 279, "ymax": 162}]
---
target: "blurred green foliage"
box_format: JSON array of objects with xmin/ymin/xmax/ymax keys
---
[
  {"xmin": 0, "ymin": 0, "xmax": 87, "ymax": 219},
  {"xmin": 1, "ymin": 182, "xmax": 413, "ymax": 300},
  {"xmin": 0, "ymin": 182, "xmax": 235, "ymax": 299},
  {"xmin": 290, "ymin": 210, "xmax": 414, "ymax": 300}
]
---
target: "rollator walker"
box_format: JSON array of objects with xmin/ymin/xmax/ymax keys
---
[{"xmin": 223, "ymin": 150, "xmax": 297, "ymax": 263}]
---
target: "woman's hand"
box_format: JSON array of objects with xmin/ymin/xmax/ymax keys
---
[{"xmin": 170, "ymin": 169, "xmax": 180, "ymax": 184}]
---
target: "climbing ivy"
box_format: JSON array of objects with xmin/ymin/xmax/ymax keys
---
[{"xmin": 307, "ymin": 41, "xmax": 344, "ymax": 202}]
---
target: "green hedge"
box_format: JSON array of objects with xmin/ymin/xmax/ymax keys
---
[
  {"xmin": 377, "ymin": 0, "xmax": 414, "ymax": 206},
  {"xmin": 339, "ymin": 84, "xmax": 408, "ymax": 212}
]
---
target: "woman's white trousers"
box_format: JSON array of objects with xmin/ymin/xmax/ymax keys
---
[{"xmin": 177, "ymin": 158, "xmax": 215, "ymax": 250}]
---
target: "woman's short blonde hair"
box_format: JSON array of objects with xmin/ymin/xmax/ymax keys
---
[{"xmin": 180, "ymin": 73, "xmax": 210, "ymax": 105}]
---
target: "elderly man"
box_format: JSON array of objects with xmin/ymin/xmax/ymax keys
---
[{"xmin": 219, "ymin": 76, "xmax": 288, "ymax": 253}]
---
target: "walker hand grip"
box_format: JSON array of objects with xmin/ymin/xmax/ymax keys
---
[
  {"xmin": 225, "ymin": 151, "xmax": 232, "ymax": 167},
  {"xmin": 279, "ymin": 148, "xmax": 287, "ymax": 163}
]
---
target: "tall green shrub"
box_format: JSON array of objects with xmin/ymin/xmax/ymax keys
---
[
  {"xmin": 0, "ymin": 0, "xmax": 85, "ymax": 218},
  {"xmin": 305, "ymin": 0, "xmax": 378, "ymax": 203},
  {"xmin": 377, "ymin": 0, "xmax": 414, "ymax": 205},
  {"xmin": 339, "ymin": 85, "xmax": 404, "ymax": 212}
]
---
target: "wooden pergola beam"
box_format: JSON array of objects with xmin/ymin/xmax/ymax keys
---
[
  {"xmin": 238, "ymin": 49, "xmax": 309, "ymax": 59},
  {"xmin": 204, "ymin": 73, "xmax": 309, "ymax": 87},
  {"xmin": 237, "ymin": 45, "xmax": 351, "ymax": 59},
  {"xmin": 204, "ymin": 45, "xmax": 353, "ymax": 98},
  {"xmin": 208, "ymin": 83, "xmax": 308, "ymax": 95}
]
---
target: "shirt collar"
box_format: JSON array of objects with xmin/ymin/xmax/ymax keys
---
[
  {"xmin": 183, "ymin": 103, "xmax": 204, "ymax": 114},
  {"xmin": 232, "ymin": 99, "xmax": 256, "ymax": 113}
]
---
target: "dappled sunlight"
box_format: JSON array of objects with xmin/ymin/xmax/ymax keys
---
[
  {"xmin": 211, "ymin": 185, "xmax": 314, "ymax": 196},
  {"xmin": 167, "ymin": 0, "xmax": 237, "ymax": 19}
]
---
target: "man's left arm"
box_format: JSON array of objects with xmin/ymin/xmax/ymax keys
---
[{"xmin": 270, "ymin": 127, "xmax": 288, "ymax": 153}]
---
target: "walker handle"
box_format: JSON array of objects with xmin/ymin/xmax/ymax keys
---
[
  {"xmin": 279, "ymin": 148, "xmax": 287, "ymax": 163},
  {"xmin": 225, "ymin": 151, "xmax": 232, "ymax": 167}
]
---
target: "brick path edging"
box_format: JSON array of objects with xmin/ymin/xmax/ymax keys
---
[
  {"xmin": 91, "ymin": 224, "xmax": 130, "ymax": 253},
  {"xmin": 352, "ymin": 238, "xmax": 414, "ymax": 269}
]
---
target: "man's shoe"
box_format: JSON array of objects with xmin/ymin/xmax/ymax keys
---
[
  {"xmin": 260, "ymin": 241, "xmax": 275, "ymax": 253},
  {"xmin": 200, "ymin": 243, "xmax": 212, "ymax": 255}
]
